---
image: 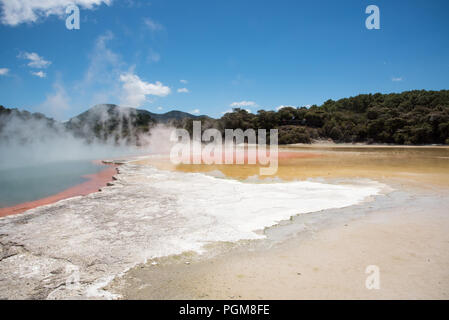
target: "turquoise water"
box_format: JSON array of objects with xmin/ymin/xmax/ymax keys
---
[{"xmin": 0, "ymin": 160, "xmax": 106, "ymax": 208}]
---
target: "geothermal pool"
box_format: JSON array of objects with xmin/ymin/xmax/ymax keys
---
[{"xmin": 0, "ymin": 160, "xmax": 107, "ymax": 208}]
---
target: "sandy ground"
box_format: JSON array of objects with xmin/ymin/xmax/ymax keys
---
[{"xmin": 109, "ymin": 184, "xmax": 449, "ymax": 299}]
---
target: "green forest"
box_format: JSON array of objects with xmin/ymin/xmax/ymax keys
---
[{"xmin": 185, "ymin": 90, "xmax": 449, "ymax": 145}]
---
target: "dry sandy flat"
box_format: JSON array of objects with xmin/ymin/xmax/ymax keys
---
[{"xmin": 109, "ymin": 186, "xmax": 449, "ymax": 299}]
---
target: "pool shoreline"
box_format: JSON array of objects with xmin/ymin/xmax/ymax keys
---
[{"xmin": 0, "ymin": 161, "xmax": 118, "ymax": 218}]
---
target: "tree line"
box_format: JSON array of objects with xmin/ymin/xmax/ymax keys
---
[{"xmin": 179, "ymin": 90, "xmax": 449, "ymax": 145}]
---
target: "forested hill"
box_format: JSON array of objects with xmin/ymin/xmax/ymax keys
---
[
  {"xmin": 201, "ymin": 89, "xmax": 449, "ymax": 145},
  {"xmin": 0, "ymin": 104, "xmax": 204, "ymax": 145},
  {"xmin": 1, "ymin": 90, "xmax": 449, "ymax": 145},
  {"xmin": 64, "ymin": 104, "xmax": 203, "ymax": 143}
]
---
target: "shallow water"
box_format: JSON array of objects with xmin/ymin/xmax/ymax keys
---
[
  {"xmin": 138, "ymin": 146, "xmax": 449, "ymax": 187},
  {"xmin": 0, "ymin": 160, "xmax": 106, "ymax": 208}
]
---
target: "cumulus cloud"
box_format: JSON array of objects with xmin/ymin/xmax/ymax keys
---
[
  {"xmin": 392, "ymin": 77, "xmax": 403, "ymax": 82},
  {"xmin": 31, "ymin": 71, "xmax": 46, "ymax": 78},
  {"xmin": 0, "ymin": 68, "xmax": 9, "ymax": 75},
  {"xmin": 177, "ymin": 88, "xmax": 189, "ymax": 93},
  {"xmin": 230, "ymin": 100, "xmax": 256, "ymax": 107},
  {"xmin": 143, "ymin": 17, "xmax": 163, "ymax": 31},
  {"xmin": 18, "ymin": 52, "xmax": 51, "ymax": 68},
  {"xmin": 221, "ymin": 108, "xmax": 251, "ymax": 114},
  {"xmin": 180, "ymin": 79, "xmax": 188, "ymax": 84},
  {"xmin": 0, "ymin": 0, "xmax": 111, "ymax": 26},
  {"xmin": 119, "ymin": 72, "xmax": 170, "ymax": 107},
  {"xmin": 190, "ymin": 109, "xmax": 200, "ymax": 115},
  {"xmin": 276, "ymin": 105, "xmax": 294, "ymax": 111}
]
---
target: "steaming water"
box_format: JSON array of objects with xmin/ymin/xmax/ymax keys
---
[{"xmin": 0, "ymin": 160, "xmax": 106, "ymax": 208}]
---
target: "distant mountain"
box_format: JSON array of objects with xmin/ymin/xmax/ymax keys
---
[
  {"xmin": 1, "ymin": 104, "xmax": 208, "ymax": 146},
  {"xmin": 0, "ymin": 105, "xmax": 63, "ymax": 144},
  {"xmin": 65, "ymin": 104, "xmax": 207, "ymax": 144},
  {"xmin": 147, "ymin": 110, "xmax": 205, "ymax": 122},
  {"xmin": 0, "ymin": 105, "xmax": 56, "ymax": 125},
  {"xmin": 68, "ymin": 104, "xmax": 204, "ymax": 124}
]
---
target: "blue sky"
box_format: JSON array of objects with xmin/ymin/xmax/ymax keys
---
[{"xmin": 0, "ymin": 0, "xmax": 448, "ymax": 120}]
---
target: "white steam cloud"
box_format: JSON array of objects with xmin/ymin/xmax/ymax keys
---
[{"xmin": 0, "ymin": 106, "xmax": 176, "ymax": 170}]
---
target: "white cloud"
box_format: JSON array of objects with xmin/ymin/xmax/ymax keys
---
[
  {"xmin": 157, "ymin": 106, "xmax": 163, "ymax": 111},
  {"xmin": 230, "ymin": 100, "xmax": 256, "ymax": 107},
  {"xmin": 119, "ymin": 72, "xmax": 170, "ymax": 107},
  {"xmin": 180, "ymin": 79, "xmax": 188, "ymax": 84},
  {"xmin": 221, "ymin": 108, "xmax": 251, "ymax": 114},
  {"xmin": 276, "ymin": 105, "xmax": 294, "ymax": 111},
  {"xmin": 0, "ymin": 0, "xmax": 111, "ymax": 26},
  {"xmin": 392, "ymin": 77, "xmax": 403, "ymax": 82},
  {"xmin": 143, "ymin": 18, "xmax": 163, "ymax": 31},
  {"xmin": 18, "ymin": 52, "xmax": 51, "ymax": 68},
  {"xmin": 190, "ymin": 109, "xmax": 200, "ymax": 115},
  {"xmin": 177, "ymin": 87, "xmax": 189, "ymax": 93},
  {"xmin": 31, "ymin": 70, "xmax": 46, "ymax": 78},
  {"xmin": 0, "ymin": 68, "xmax": 9, "ymax": 75}
]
